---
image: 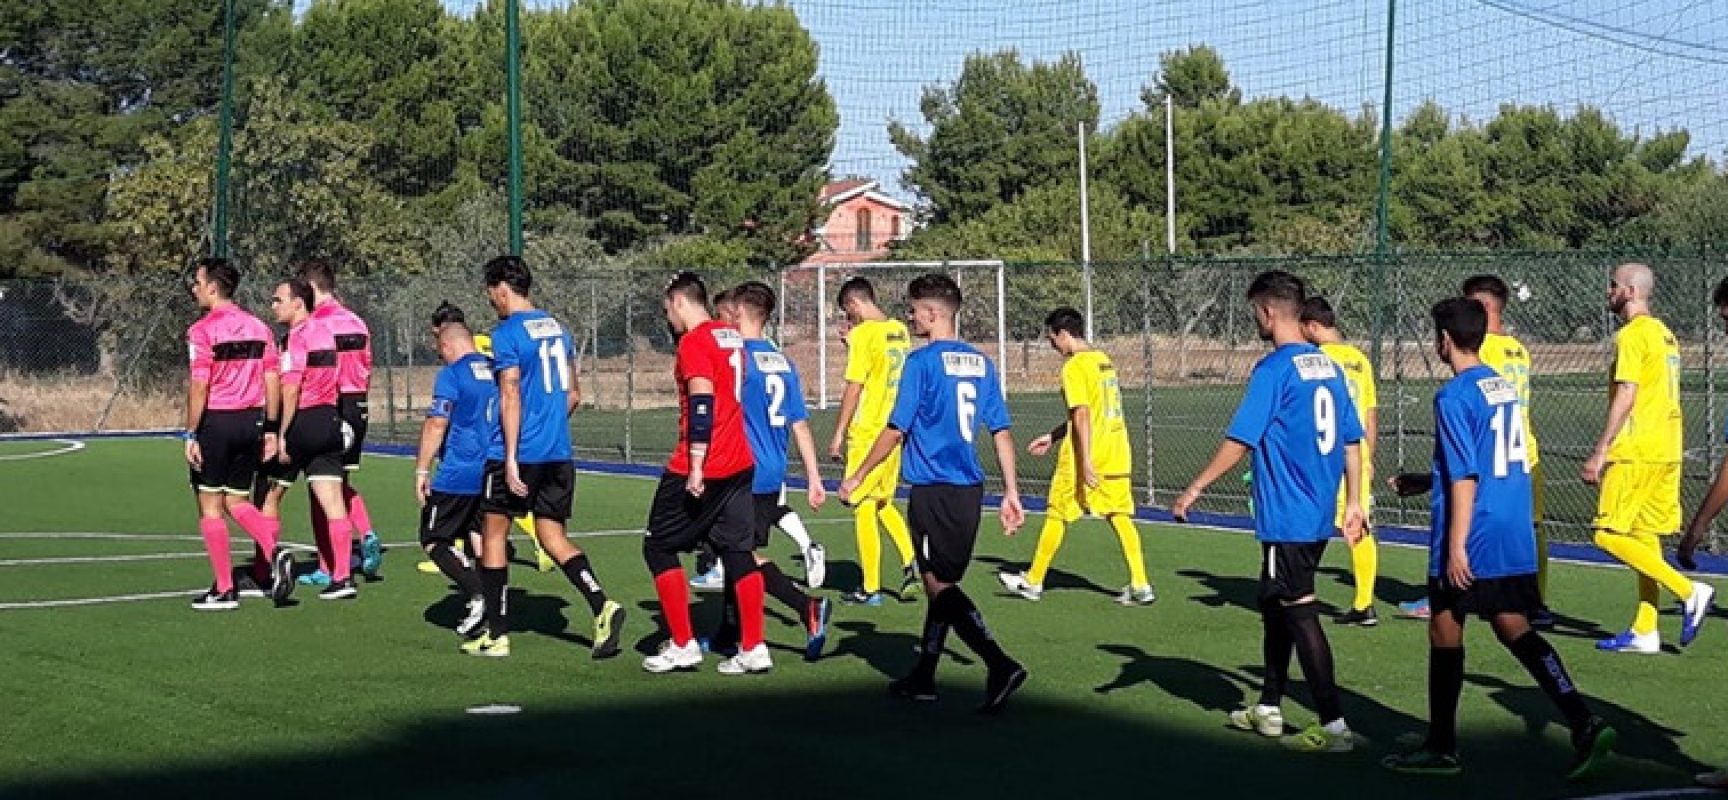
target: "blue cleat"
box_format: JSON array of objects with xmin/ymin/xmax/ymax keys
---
[
  {"xmin": 360, "ymin": 531, "xmax": 384, "ymax": 578},
  {"xmin": 805, "ymin": 597, "xmax": 833, "ymax": 662},
  {"xmin": 1680, "ymin": 582, "xmax": 1715, "ymax": 647},
  {"xmin": 1396, "ymin": 598, "xmax": 1431, "ymax": 620},
  {"xmin": 689, "ymin": 565, "xmax": 725, "ymax": 592},
  {"xmin": 697, "ymin": 637, "xmax": 739, "ymax": 657},
  {"xmin": 296, "ymin": 569, "xmax": 332, "ymax": 587},
  {"xmin": 1595, "ymin": 630, "xmax": 1660, "ymax": 654},
  {"xmin": 840, "ymin": 590, "xmax": 883, "ymax": 607}
]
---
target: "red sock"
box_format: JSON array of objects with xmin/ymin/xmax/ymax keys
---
[
  {"xmin": 327, "ymin": 517, "xmax": 354, "ymax": 581},
  {"xmin": 199, "ymin": 518, "xmax": 234, "ymax": 593},
  {"xmin": 343, "ymin": 485, "xmax": 373, "ymax": 537},
  {"xmin": 653, "ymin": 568, "xmax": 694, "ymax": 646},
  {"xmin": 735, "ymin": 570, "xmax": 766, "ymax": 651}
]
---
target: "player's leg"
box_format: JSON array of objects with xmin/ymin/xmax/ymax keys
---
[
  {"xmin": 773, "ymin": 484, "xmax": 823, "ymax": 588},
  {"xmin": 518, "ymin": 512, "xmax": 555, "ymax": 573},
  {"xmin": 1004, "ymin": 465, "xmax": 1072, "ymax": 601},
  {"xmin": 1531, "ymin": 461, "xmax": 1555, "ymax": 628},
  {"xmin": 459, "ymin": 461, "xmax": 517, "ymax": 655},
  {"xmin": 749, "ymin": 493, "xmax": 829, "ymax": 661},
  {"xmin": 642, "ymin": 474, "xmax": 705, "ymax": 672},
  {"xmin": 1232, "ymin": 543, "xmax": 1292, "ymax": 736},
  {"xmin": 339, "ymin": 396, "xmax": 383, "ymax": 578},
  {"xmin": 521, "ymin": 462, "xmax": 624, "ymax": 659},
  {"xmin": 1274, "ymin": 542, "xmax": 1352, "ymax": 752},
  {"xmin": 422, "ymin": 493, "xmax": 487, "ymax": 637},
  {"xmin": 1382, "ymin": 591, "xmax": 1465, "ymax": 774},
  {"xmin": 306, "ymin": 472, "xmax": 357, "ymax": 599},
  {"xmin": 1483, "ymin": 581, "xmax": 1615, "ymax": 780},
  {"xmin": 846, "ymin": 501, "xmax": 885, "ymax": 603},
  {"xmin": 875, "ymin": 499, "xmax": 919, "ymax": 599},
  {"xmin": 1108, "ymin": 512, "xmax": 1155, "ymax": 606},
  {"xmin": 192, "ymin": 484, "xmax": 240, "ymax": 609}
]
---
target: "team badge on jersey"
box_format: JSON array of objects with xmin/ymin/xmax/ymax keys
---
[
  {"xmin": 468, "ymin": 361, "xmax": 494, "ymax": 382},
  {"xmin": 1293, "ymin": 353, "xmax": 1339, "ymax": 381},
  {"xmin": 523, "ymin": 317, "xmax": 564, "ymax": 340},
  {"xmin": 752, "ymin": 350, "xmax": 791, "ymax": 373},
  {"xmin": 712, "ymin": 327, "xmax": 744, "ymax": 350},
  {"xmin": 1477, "ymin": 376, "xmax": 1518, "ymax": 406},
  {"xmin": 942, "ymin": 352, "xmax": 986, "ymax": 377}
]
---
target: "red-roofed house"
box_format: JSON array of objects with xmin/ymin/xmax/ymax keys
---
[{"xmin": 803, "ymin": 178, "xmax": 913, "ymax": 265}]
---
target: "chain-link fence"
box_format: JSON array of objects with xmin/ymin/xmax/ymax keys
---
[{"xmin": 5, "ymin": 251, "xmax": 1727, "ymax": 548}]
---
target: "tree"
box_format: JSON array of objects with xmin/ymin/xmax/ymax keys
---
[{"xmin": 1142, "ymin": 45, "xmax": 1239, "ymax": 109}]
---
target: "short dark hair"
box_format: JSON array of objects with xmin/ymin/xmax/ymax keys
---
[
  {"xmin": 1460, "ymin": 274, "xmax": 1510, "ymax": 305},
  {"xmin": 1299, "ymin": 296, "xmax": 1337, "ymax": 328},
  {"xmin": 1431, "ymin": 296, "xmax": 1487, "ymax": 353},
  {"xmin": 665, "ymin": 271, "xmax": 708, "ymax": 305},
  {"xmin": 431, "ymin": 301, "xmax": 467, "ymax": 329},
  {"xmin": 1245, "ymin": 270, "xmax": 1306, "ymax": 311},
  {"xmin": 1044, "ymin": 306, "xmax": 1084, "ymax": 338},
  {"xmin": 732, "ymin": 281, "xmax": 776, "ymax": 319},
  {"xmin": 483, "ymin": 255, "xmax": 533, "ymax": 295},
  {"xmin": 198, "ymin": 257, "xmax": 240, "ymax": 299},
  {"xmin": 712, "ymin": 287, "xmax": 737, "ymax": 307},
  {"xmin": 1713, "ymin": 276, "xmax": 1728, "ymax": 309},
  {"xmin": 296, "ymin": 260, "xmax": 337, "ymax": 293},
  {"xmin": 282, "ymin": 278, "xmax": 316, "ymax": 313},
  {"xmin": 907, "ymin": 273, "xmax": 961, "ymax": 310},
  {"xmin": 837, "ymin": 276, "xmax": 875, "ymax": 306}
]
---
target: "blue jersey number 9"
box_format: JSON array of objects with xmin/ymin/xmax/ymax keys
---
[{"xmin": 1314, "ymin": 386, "xmax": 1337, "ymax": 455}]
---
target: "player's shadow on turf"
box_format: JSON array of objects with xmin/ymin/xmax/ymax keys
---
[
  {"xmin": 421, "ymin": 590, "xmax": 589, "ymax": 648},
  {"xmin": 825, "ymin": 620, "xmax": 974, "ymax": 679},
  {"xmin": 1092, "ymin": 644, "xmax": 1254, "ymax": 713},
  {"xmin": 975, "ymin": 555, "xmax": 1116, "ymax": 597},
  {"xmin": 1530, "ymin": 610, "xmax": 1614, "ymax": 642},
  {"xmin": 1467, "ymin": 672, "xmax": 1712, "ymax": 775},
  {"xmin": 1176, "ymin": 569, "xmax": 1261, "ymax": 611},
  {"xmin": 1237, "ymin": 664, "xmax": 1427, "ymax": 738},
  {"xmin": 1317, "ymin": 565, "xmax": 1424, "ymax": 605}
]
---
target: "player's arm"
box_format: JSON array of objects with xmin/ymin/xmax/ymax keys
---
[
  {"xmin": 829, "ymin": 330, "xmax": 871, "ymax": 457},
  {"xmin": 1341, "ymin": 442, "xmax": 1365, "ymax": 544},
  {"xmin": 1173, "ymin": 440, "xmax": 1249, "ymax": 521},
  {"xmin": 1435, "ymin": 394, "xmax": 1477, "ymax": 586},
  {"xmin": 184, "ymin": 330, "xmax": 211, "ymax": 466},
  {"xmin": 1174, "ymin": 365, "xmax": 1274, "ymax": 520},
  {"xmin": 498, "ymin": 365, "xmax": 523, "ymax": 454},
  {"xmin": 1583, "ymin": 380, "xmax": 1636, "ymax": 485},
  {"xmin": 842, "ymin": 353, "xmax": 916, "ymax": 500},
  {"xmin": 791, "ymin": 418, "xmax": 826, "ymax": 510},
  {"xmin": 980, "ymin": 372, "xmax": 1023, "ymax": 533},
  {"xmin": 1681, "ymin": 452, "xmax": 1728, "ymax": 569},
  {"xmin": 566, "ymin": 334, "xmax": 582, "ymax": 413},
  {"xmin": 684, "ymin": 375, "xmax": 714, "ymax": 494},
  {"xmin": 1070, "ymin": 403, "xmax": 1096, "ymax": 488},
  {"xmin": 277, "ymin": 337, "xmax": 304, "ymax": 459},
  {"xmin": 262, "ymin": 370, "xmax": 282, "ymax": 461},
  {"xmin": 415, "ymin": 415, "xmax": 449, "ymax": 506},
  {"xmin": 1365, "ymin": 407, "xmax": 1378, "ymax": 459},
  {"xmin": 1444, "ymin": 477, "xmax": 1478, "ymax": 588}
]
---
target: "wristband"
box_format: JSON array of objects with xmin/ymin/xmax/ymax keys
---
[
  {"xmin": 181, "ymin": 430, "xmax": 196, "ymax": 442},
  {"xmin": 687, "ymin": 393, "xmax": 714, "ymax": 444},
  {"xmin": 414, "ymin": 469, "xmax": 430, "ymax": 477}
]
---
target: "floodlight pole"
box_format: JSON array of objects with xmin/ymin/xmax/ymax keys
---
[
  {"xmin": 1370, "ymin": 0, "xmax": 1397, "ymax": 370},
  {"xmin": 212, "ymin": 0, "xmax": 237, "ymax": 258},
  {"xmin": 1078, "ymin": 120, "xmax": 1094, "ymax": 340},
  {"xmin": 505, "ymin": 0, "xmax": 525, "ymax": 256},
  {"xmin": 1165, "ymin": 94, "xmax": 1176, "ymax": 255}
]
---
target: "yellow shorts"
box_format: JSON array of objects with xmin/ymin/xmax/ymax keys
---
[
  {"xmin": 1594, "ymin": 462, "xmax": 1681, "ymax": 536},
  {"xmin": 846, "ymin": 435, "xmax": 901, "ymax": 504},
  {"xmin": 1047, "ymin": 458, "xmax": 1134, "ymax": 522},
  {"xmin": 1332, "ymin": 464, "xmax": 1373, "ymax": 530}
]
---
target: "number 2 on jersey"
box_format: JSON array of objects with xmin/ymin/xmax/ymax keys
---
[{"xmin": 765, "ymin": 374, "xmax": 787, "ymax": 427}]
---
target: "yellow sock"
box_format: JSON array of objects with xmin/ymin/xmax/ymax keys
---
[
  {"xmin": 1535, "ymin": 525, "xmax": 1550, "ymax": 601},
  {"xmin": 855, "ymin": 505, "xmax": 882, "ymax": 593},
  {"xmin": 1348, "ymin": 533, "xmax": 1377, "ymax": 611},
  {"xmin": 878, "ymin": 502, "xmax": 915, "ymax": 567},
  {"xmin": 1633, "ymin": 575, "xmax": 1660, "ymax": 635},
  {"xmin": 515, "ymin": 514, "xmax": 537, "ymax": 539},
  {"xmin": 1108, "ymin": 515, "xmax": 1149, "ymax": 589},
  {"xmin": 1027, "ymin": 518, "xmax": 1066, "ymax": 586},
  {"xmin": 1594, "ymin": 530, "xmax": 1694, "ymax": 599}
]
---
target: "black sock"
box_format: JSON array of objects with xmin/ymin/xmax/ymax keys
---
[
  {"xmin": 559, "ymin": 554, "xmax": 608, "ymax": 615},
  {"xmin": 1508, "ymin": 631, "xmax": 1592, "ymax": 730},
  {"xmin": 760, "ymin": 562, "xmax": 809, "ymax": 616},
  {"xmin": 1284, "ymin": 602, "xmax": 1344, "ymax": 725},
  {"xmin": 1258, "ymin": 600, "xmax": 1293, "ymax": 708},
  {"xmin": 479, "ymin": 566, "xmax": 509, "ymax": 637},
  {"xmin": 1427, "ymin": 646, "xmax": 1465, "ymax": 754},
  {"xmin": 428, "ymin": 543, "xmax": 483, "ymax": 598},
  {"xmin": 695, "ymin": 542, "xmax": 718, "ymax": 575},
  {"xmin": 712, "ymin": 583, "xmax": 740, "ymax": 648},
  {"xmin": 911, "ymin": 606, "xmax": 948, "ymax": 682},
  {"xmin": 934, "ymin": 586, "xmax": 1013, "ymax": 671}
]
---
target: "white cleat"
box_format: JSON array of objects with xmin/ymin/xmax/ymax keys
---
[
  {"xmin": 456, "ymin": 597, "xmax": 485, "ymax": 638},
  {"xmin": 689, "ymin": 566, "xmax": 725, "ymax": 592},
  {"xmin": 716, "ymin": 643, "xmax": 774, "ymax": 675},
  {"xmin": 1117, "ymin": 585, "xmax": 1157, "ymax": 607},
  {"xmin": 804, "ymin": 543, "xmax": 827, "ymax": 589},
  {"xmin": 643, "ymin": 639, "xmax": 704, "ymax": 673},
  {"xmin": 1229, "ymin": 705, "xmax": 1285, "ymax": 737},
  {"xmin": 996, "ymin": 571, "xmax": 1043, "ymax": 601}
]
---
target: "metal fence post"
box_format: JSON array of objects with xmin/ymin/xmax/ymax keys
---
[
  {"xmin": 1143, "ymin": 258, "xmax": 1157, "ymax": 506},
  {"xmin": 624, "ymin": 266, "xmax": 635, "ymax": 464},
  {"xmin": 817, "ymin": 264, "xmax": 828, "ymax": 409}
]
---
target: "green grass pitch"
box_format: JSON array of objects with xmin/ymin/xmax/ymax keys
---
[{"xmin": 1, "ymin": 438, "xmax": 1724, "ymax": 799}]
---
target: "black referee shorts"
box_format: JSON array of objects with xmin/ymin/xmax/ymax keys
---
[
  {"xmin": 1259, "ymin": 540, "xmax": 1328, "ymax": 603},
  {"xmin": 338, "ymin": 393, "xmax": 369, "ymax": 470},
  {"xmin": 267, "ymin": 406, "xmax": 346, "ymax": 487},
  {"xmin": 189, "ymin": 408, "xmax": 262, "ymax": 495},
  {"xmin": 1428, "ymin": 573, "xmax": 1543, "ymax": 621},
  {"xmin": 644, "ymin": 469, "xmax": 757, "ymax": 556},
  {"xmin": 907, "ymin": 483, "xmax": 984, "ymax": 584},
  {"xmin": 480, "ymin": 460, "xmax": 575, "ymax": 522}
]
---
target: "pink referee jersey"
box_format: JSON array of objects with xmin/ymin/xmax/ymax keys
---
[
  {"xmin": 187, "ymin": 302, "xmax": 278, "ymax": 411},
  {"xmin": 282, "ymin": 317, "xmax": 340, "ymax": 408},
  {"xmin": 311, "ymin": 300, "xmax": 372, "ymax": 394}
]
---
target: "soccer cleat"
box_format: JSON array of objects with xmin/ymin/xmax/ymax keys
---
[
  {"xmin": 804, "ymin": 543, "xmax": 827, "ymax": 589},
  {"xmin": 591, "ymin": 600, "xmax": 626, "ymax": 660},
  {"xmin": 456, "ymin": 597, "xmax": 485, "ymax": 638},
  {"xmin": 689, "ymin": 565, "xmax": 726, "ymax": 592},
  {"xmin": 296, "ymin": 569, "xmax": 332, "ymax": 587},
  {"xmin": 840, "ymin": 590, "xmax": 884, "ymax": 607},
  {"xmin": 805, "ymin": 597, "xmax": 833, "ymax": 662},
  {"xmin": 979, "ymin": 662, "xmax": 1028, "ymax": 715},
  {"xmin": 319, "ymin": 578, "xmax": 358, "ymax": 601},
  {"xmin": 642, "ymin": 639, "xmax": 704, "ymax": 673},
  {"xmin": 1567, "ymin": 716, "xmax": 1617, "ymax": 781},
  {"xmin": 1381, "ymin": 749, "xmax": 1462, "ymax": 776},
  {"xmin": 460, "ymin": 632, "xmax": 510, "ymax": 657},
  {"xmin": 1282, "ymin": 723, "xmax": 1355, "ymax": 753},
  {"xmin": 1680, "ymin": 581, "xmax": 1716, "ymax": 647},
  {"xmin": 416, "ymin": 559, "xmax": 441, "ymax": 575},
  {"xmin": 269, "ymin": 547, "xmax": 296, "ymax": 604},
  {"xmin": 897, "ymin": 563, "xmax": 922, "ymax": 601},
  {"xmin": 1696, "ymin": 768, "xmax": 1728, "ymax": 789},
  {"xmin": 888, "ymin": 674, "xmax": 938, "ymax": 702},
  {"xmin": 996, "ymin": 571, "xmax": 1044, "ymax": 602},
  {"xmin": 1117, "ymin": 585, "xmax": 1157, "ymax": 607},
  {"xmin": 1335, "ymin": 607, "xmax": 1379, "ymax": 627},
  {"xmin": 360, "ymin": 532, "xmax": 383, "ymax": 578},
  {"xmin": 234, "ymin": 572, "xmax": 267, "ymax": 599},
  {"xmin": 1228, "ymin": 706, "xmax": 1284, "ymax": 738},
  {"xmin": 1595, "ymin": 630, "xmax": 1660, "ymax": 654},
  {"xmin": 1530, "ymin": 606, "xmax": 1556, "ymax": 630},
  {"xmin": 716, "ymin": 643, "xmax": 774, "ymax": 675},
  {"xmin": 1396, "ymin": 598, "xmax": 1432, "ymax": 619},
  {"xmin": 191, "ymin": 587, "xmax": 240, "ymax": 612}
]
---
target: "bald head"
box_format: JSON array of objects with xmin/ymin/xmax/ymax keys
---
[
  {"xmin": 436, "ymin": 321, "xmax": 476, "ymax": 364},
  {"xmin": 1609, "ymin": 262, "xmax": 1656, "ymax": 319},
  {"xmin": 1615, "ymin": 263, "xmax": 1655, "ymax": 296}
]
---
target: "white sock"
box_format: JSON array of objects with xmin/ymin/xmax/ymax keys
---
[
  {"xmin": 1323, "ymin": 719, "xmax": 1350, "ymax": 735},
  {"xmin": 1256, "ymin": 704, "xmax": 1280, "ymax": 715},
  {"xmin": 776, "ymin": 511, "xmax": 813, "ymax": 551}
]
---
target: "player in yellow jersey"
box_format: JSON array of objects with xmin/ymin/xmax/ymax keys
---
[
  {"xmin": 417, "ymin": 304, "xmax": 554, "ymax": 576},
  {"xmin": 828, "ymin": 277, "xmax": 919, "ymax": 605},
  {"xmin": 998, "ymin": 307, "xmax": 1153, "ymax": 606},
  {"xmin": 1583, "ymin": 263, "xmax": 1715, "ymax": 654},
  {"xmin": 1300, "ymin": 297, "xmax": 1379, "ymax": 626}
]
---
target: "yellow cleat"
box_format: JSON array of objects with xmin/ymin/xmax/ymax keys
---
[
  {"xmin": 460, "ymin": 633, "xmax": 510, "ymax": 658},
  {"xmin": 417, "ymin": 560, "xmax": 441, "ymax": 575}
]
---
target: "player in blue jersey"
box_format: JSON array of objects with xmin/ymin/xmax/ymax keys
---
[
  {"xmin": 413, "ymin": 319, "xmax": 496, "ymax": 641},
  {"xmin": 1172, "ymin": 270, "xmax": 1366, "ymax": 753},
  {"xmin": 841, "ymin": 273, "xmax": 1029, "ymax": 714},
  {"xmin": 700, "ymin": 283, "xmax": 833, "ymax": 661},
  {"xmin": 464, "ymin": 255, "xmax": 626, "ymax": 659},
  {"xmin": 1381, "ymin": 297, "xmax": 1616, "ymax": 780}
]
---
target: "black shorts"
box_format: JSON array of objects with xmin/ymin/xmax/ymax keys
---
[
  {"xmin": 1428, "ymin": 573, "xmax": 1543, "ymax": 620},
  {"xmin": 1259, "ymin": 540, "xmax": 1328, "ymax": 603},
  {"xmin": 189, "ymin": 409, "xmax": 263, "ymax": 494},
  {"xmin": 481, "ymin": 460, "xmax": 575, "ymax": 522},
  {"xmin": 420, "ymin": 491, "xmax": 483, "ymax": 546},
  {"xmin": 644, "ymin": 470, "xmax": 757, "ymax": 555},
  {"xmin": 267, "ymin": 405, "xmax": 346, "ymax": 487},
  {"xmin": 751, "ymin": 489, "xmax": 788, "ymax": 549},
  {"xmin": 338, "ymin": 393, "xmax": 368, "ymax": 470},
  {"xmin": 907, "ymin": 484, "xmax": 984, "ymax": 584}
]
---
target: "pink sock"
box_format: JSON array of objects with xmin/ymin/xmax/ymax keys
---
[
  {"xmin": 344, "ymin": 485, "xmax": 374, "ymax": 537},
  {"xmin": 200, "ymin": 518, "xmax": 234, "ymax": 593},
  {"xmin": 230, "ymin": 502, "xmax": 280, "ymax": 554},
  {"xmin": 328, "ymin": 517, "xmax": 354, "ymax": 581}
]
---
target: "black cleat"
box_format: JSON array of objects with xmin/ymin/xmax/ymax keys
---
[
  {"xmin": 980, "ymin": 663, "xmax": 1029, "ymax": 715},
  {"xmin": 1568, "ymin": 716, "xmax": 1617, "ymax": 782},
  {"xmin": 889, "ymin": 674, "xmax": 938, "ymax": 702},
  {"xmin": 1334, "ymin": 607, "xmax": 1379, "ymax": 627},
  {"xmin": 269, "ymin": 546, "xmax": 296, "ymax": 604},
  {"xmin": 319, "ymin": 577, "xmax": 358, "ymax": 601}
]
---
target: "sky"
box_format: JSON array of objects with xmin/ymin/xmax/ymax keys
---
[{"xmin": 312, "ymin": 0, "xmax": 1728, "ymax": 199}]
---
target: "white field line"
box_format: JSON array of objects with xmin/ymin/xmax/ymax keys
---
[{"xmin": 0, "ymin": 439, "xmax": 86, "ymax": 461}]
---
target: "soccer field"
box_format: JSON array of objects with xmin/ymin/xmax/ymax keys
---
[{"xmin": 2, "ymin": 438, "xmax": 1725, "ymax": 799}]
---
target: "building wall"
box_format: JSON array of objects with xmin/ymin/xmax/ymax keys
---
[{"xmin": 808, "ymin": 195, "xmax": 905, "ymax": 263}]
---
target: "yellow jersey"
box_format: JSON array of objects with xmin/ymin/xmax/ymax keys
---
[
  {"xmin": 843, "ymin": 318, "xmax": 910, "ymax": 436},
  {"xmin": 1319, "ymin": 342, "xmax": 1376, "ymax": 459},
  {"xmin": 1058, "ymin": 350, "xmax": 1131, "ymax": 477},
  {"xmin": 1608, "ymin": 315, "xmax": 1683, "ymax": 464},
  {"xmin": 475, "ymin": 332, "xmax": 493, "ymax": 358},
  {"xmin": 1479, "ymin": 332, "xmax": 1540, "ymax": 465}
]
